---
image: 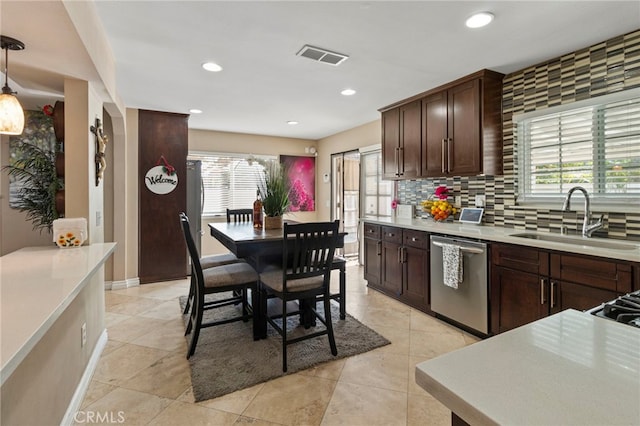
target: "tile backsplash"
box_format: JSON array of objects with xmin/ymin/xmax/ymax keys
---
[{"xmin": 398, "ymin": 29, "xmax": 640, "ymax": 241}]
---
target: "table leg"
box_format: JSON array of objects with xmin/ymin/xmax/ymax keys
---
[
  {"xmin": 256, "ymin": 285, "xmax": 268, "ymax": 339},
  {"xmin": 299, "ymin": 298, "xmax": 317, "ymax": 329},
  {"xmin": 339, "ymin": 264, "xmax": 346, "ymax": 320}
]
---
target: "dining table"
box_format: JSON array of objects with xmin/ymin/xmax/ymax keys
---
[{"xmin": 208, "ymin": 220, "xmax": 347, "ymax": 337}]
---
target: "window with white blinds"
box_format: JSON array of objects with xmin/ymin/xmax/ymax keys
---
[
  {"xmin": 188, "ymin": 152, "xmax": 276, "ymax": 216},
  {"xmin": 517, "ymin": 91, "xmax": 640, "ymax": 203}
]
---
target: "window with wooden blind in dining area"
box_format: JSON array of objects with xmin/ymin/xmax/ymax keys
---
[
  {"xmin": 516, "ymin": 89, "xmax": 640, "ymax": 205},
  {"xmin": 188, "ymin": 152, "xmax": 276, "ymax": 216}
]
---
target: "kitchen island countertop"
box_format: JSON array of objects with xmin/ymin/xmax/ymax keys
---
[
  {"xmin": 415, "ymin": 309, "xmax": 640, "ymax": 425},
  {"xmin": 0, "ymin": 243, "xmax": 116, "ymax": 384}
]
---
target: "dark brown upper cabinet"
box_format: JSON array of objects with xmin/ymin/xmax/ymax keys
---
[
  {"xmin": 379, "ymin": 69, "xmax": 504, "ymax": 180},
  {"xmin": 382, "ymin": 100, "xmax": 421, "ymax": 180}
]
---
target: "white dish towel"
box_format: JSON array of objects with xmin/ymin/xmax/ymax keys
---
[{"xmin": 442, "ymin": 243, "xmax": 463, "ymax": 289}]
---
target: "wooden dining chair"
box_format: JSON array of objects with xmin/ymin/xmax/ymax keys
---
[
  {"xmin": 182, "ymin": 210, "xmax": 251, "ymax": 315},
  {"xmin": 226, "ymin": 208, "xmax": 253, "ymax": 223},
  {"xmin": 259, "ymin": 220, "xmax": 340, "ymax": 372},
  {"xmin": 180, "ymin": 212, "xmax": 260, "ymax": 358}
]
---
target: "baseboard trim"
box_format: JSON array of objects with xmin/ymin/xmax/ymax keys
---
[
  {"xmin": 60, "ymin": 329, "xmax": 108, "ymax": 426},
  {"xmin": 106, "ymin": 277, "xmax": 140, "ymax": 290}
]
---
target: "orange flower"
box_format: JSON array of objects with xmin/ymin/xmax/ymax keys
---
[{"xmin": 66, "ymin": 232, "xmax": 74, "ymax": 238}]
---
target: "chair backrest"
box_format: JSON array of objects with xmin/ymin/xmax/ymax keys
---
[
  {"xmin": 180, "ymin": 212, "xmax": 204, "ymax": 285},
  {"xmin": 282, "ymin": 220, "xmax": 340, "ymax": 289},
  {"xmin": 226, "ymin": 208, "xmax": 253, "ymax": 223}
]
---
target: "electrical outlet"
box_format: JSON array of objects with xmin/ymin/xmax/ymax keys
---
[
  {"xmin": 96, "ymin": 211, "xmax": 102, "ymax": 227},
  {"xmin": 81, "ymin": 322, "xmax": 87, "ymax": 347},
  {"xmin": 475, "ymin": 194, "xmax": 486, "ymax": 207},
  {"xmin": 454, "ymin": 196, "xmax": 461, "ymax": 206}
]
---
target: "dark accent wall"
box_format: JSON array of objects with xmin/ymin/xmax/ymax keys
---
[
  {"xmin": 138, "ymin": 110, "xmax": 189, "ymax": 283},
  {"xmin": 398, "ymin": 29, "xmax": 640, "ymax": 241}
]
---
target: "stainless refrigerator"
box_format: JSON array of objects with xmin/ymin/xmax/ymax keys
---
[{"xmin": 186, "ymin": 159, "xmax": 203, "ymax": 272}]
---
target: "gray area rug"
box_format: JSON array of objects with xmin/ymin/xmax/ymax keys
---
[{"xmin": 179, "ymin": 295, "xmax": 390, "ymax": 402}]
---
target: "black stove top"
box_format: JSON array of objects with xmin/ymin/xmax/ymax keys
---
[{"xmin": 591, "ymin": 290, "xmax": 640, "ymax": 328}]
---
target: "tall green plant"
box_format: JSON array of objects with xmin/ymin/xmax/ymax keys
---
[
  {"xmin": 4, "ymin": 142, "xmax": 61, "ymax": 232},
  {"xmin": 3, "ymin": 109, "xmax": 61, "ymax": 233},
  {"xmin": 257, "ymin": 160, "xmax": 290, "ymax": 217}
]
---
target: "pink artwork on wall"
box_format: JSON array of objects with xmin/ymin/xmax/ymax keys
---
[{"xmin": 280, "ymin": 155, "xmax": 315, "ymax": 212}]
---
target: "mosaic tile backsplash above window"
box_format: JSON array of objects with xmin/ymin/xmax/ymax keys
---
[{"xmin": 398, "ymin": 29, "xmax": 640, "ymax": 241}]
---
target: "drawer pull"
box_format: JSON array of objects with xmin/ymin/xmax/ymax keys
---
[
  {"xmin": 540, "ymin": 278, "xmax": 546, "ymax": 305},
  {"xmin": 411, "ymin": 237, "xmax": 418, "ymax": 242},
  {"xmin": 550, "ymin": 281, "xmax": 556, "ymax": 308}
]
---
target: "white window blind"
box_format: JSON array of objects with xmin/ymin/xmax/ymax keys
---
[
  {"xmin": 188, "ymin": 152, "xmax": 276, "ymax": 216},
  {"xmin": 517, "ymin": 92, "xmax": 640, "ymax": 203}
]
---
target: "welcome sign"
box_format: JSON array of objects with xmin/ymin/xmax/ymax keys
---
[{"xmin": 145, "ymin": 165, "xmax": 178, "ymax": 194}]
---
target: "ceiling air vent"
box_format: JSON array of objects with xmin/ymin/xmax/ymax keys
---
[{"xmin": 296, "ymin": 45, "xmax": 349, "ymax": 66}]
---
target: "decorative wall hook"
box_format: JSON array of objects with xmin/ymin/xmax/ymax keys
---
[{"xmin": 90, "ymin": 118, "xmax": 108, "ymax": 186}]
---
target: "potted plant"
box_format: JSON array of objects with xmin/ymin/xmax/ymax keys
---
[
  {"xmin": 3, "ymin": 107, "xmax": 62, "ymax": 233},
  {"xmin": 3, "ymin": 138, "xmax": 62, "ymax": 232},
  {"xmin": 257, "ymin": 160, "xmax": 290, "ymax": 229}
]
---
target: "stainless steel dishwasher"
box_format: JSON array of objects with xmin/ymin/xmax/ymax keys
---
[{"xmin": 430, "ymin": 235, "xmax": 488, "ymax": 335}]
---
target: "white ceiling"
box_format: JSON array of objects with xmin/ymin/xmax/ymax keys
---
[{"xmin": 3, "ymin": 1, "xmax": 640, "ymax": 140}]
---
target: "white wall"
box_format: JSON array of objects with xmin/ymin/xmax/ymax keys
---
[
  {"xmin": 316, "ymin": 120, "xmax": 382, "ymax": 221},
  {"xmin": 189, "ymin": 129, "xmax": 319, "ymax": 256}
]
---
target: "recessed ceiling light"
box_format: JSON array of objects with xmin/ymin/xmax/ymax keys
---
[
  {"xmin": 189, "ymin": 109, "xmax": 202, "ymax": 114},
  {"xmin": 465, "ymin": 12, "xmax": 494, "ymax": 28},
  {"xmin": 341, "ymin": 88, "xmax": 356, "ymax": 96},
  {"xmin": 287, "ymin": 121, "xmax": 299, "ymax": 125},
  {"xmin": 202, "ymin": 62, "xmax": 223, "ymax": 72}
]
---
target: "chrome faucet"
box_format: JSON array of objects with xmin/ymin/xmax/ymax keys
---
[{"xmin": 561, "ymin": 186, "xmax": 604, "ymax": 238}]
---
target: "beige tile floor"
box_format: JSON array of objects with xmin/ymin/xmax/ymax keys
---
[{"xmin": 79, "ymin": 264, "xmax": 479, "ymax": 425}]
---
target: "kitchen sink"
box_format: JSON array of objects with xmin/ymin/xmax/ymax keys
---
[{"xmin": 509, "ymin": 233, "xmax": 639, "ymax": 251}]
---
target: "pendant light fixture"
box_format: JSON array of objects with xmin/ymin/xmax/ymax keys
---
[{"xmin": 0, "ymin": 35, "xmax": 26, "ymax": 135}]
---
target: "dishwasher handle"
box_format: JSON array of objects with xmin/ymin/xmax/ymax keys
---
[{"xmin": 432, "ymin": 240, "xmax": 484, "ymax": 254}]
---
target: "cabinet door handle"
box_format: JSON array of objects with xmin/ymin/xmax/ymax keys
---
[
  {"xmin": 402, "ymin": 247, "xmax": 407, "ymax": 263},
  {"xmin": 397, "ymin": 246, "xmax": 402, "ymax": 264},
  {"xmin": 395, "ymin": 147, "xmax": 400, "ymax": 176},
  {"xmin": 447, "ymin": 138, "xmax": 453, "ymax": 173},
  {"xmin": 376, "ymin": 241, "xmax": 381, "ymax": 256},
  {"xmin": 540, "ymin": 278, "xmax": 546, "ymax": 305},
  {"xmin": 399, "ymin": 146, "xmax": 404, "ymax": 175},
  {"xmin": 550, "ymin": 281, "xmax": 556, "ymax": 308},
  {"xmin": 441, "ymin": 139, "xmax": 447, "ymax": 173}
]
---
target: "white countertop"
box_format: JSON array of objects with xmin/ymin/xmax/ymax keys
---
[
  {"xmin": 0, "ymin": 243, "xmax": 116, "ymax": 384},
  {"xmin": 416, "ymin": 309, "xmax": 640, "ymax": 425},
  {"xmin": 362, "ymin": 216, "xmax": 640, "ymax": 262}
]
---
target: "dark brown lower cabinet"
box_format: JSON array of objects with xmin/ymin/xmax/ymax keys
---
[
  {"xmin": 491, "ymin": 242, "xmax": 633, "ymax": 334},
  {"xmin": 402, "ymin": 230, "xmax": 430, "ymax": 310},
  {"xmin": 491, "ymin": 266, "xmax": 548, "ymax": 333},
  {"xmin": 366, "ymin": 224, "xmax": 430, "ymax": 313},
  {"xmin": 381, "ymin": 226, "xmax": 403, "ymax": 296},
  {"xmin": 363, "ymin": 223, "xmax": 382, "ymax": 286}
]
